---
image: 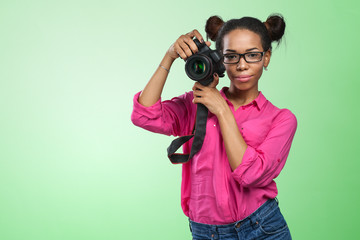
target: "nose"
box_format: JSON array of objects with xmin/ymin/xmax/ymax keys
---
[{"xmin": 236, "ymin": 56, "xmax": 248, "ymax": 71}]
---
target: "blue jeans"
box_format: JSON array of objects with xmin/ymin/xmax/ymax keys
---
[{"xmin": 189, "ymin": 198, "xmax": 291, "ymax": 240}]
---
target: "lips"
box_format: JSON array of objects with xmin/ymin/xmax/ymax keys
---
[{"xmin": 234, "ymin": 75, "xmax": 252, "ymax": 82}]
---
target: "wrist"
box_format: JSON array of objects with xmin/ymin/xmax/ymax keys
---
[
  {"xmin": 159, "ymin": 52, "xmax": 175, "ymax": 70},
  {"xmin": 164, "ymin": 51, "xmax": 177, "ymax": 63},
  {"xmin": 216, "ymin": 104, "xmax": 232, "ymax": 120}
]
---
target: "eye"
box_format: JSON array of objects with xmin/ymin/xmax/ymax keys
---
[
  {"xmin": 247, "ymin": 53, "xmax": 260, "ymax": 58},
  {"xmin": 224, "ymin": 54, "xmax": 237, "ymax": 59}
]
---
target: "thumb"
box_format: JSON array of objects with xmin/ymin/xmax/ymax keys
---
[{"xmin": 208, "ymin": 73, "xmax": 219, "ymax": 88}]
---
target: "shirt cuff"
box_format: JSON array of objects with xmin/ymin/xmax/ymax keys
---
[
  {"xmin": 132, "ymin": 91, "xmax": 163, "ymax": 119},
  {"xmin": 231, "ymin": 146, "xmax": 258, "ymax": 185}
]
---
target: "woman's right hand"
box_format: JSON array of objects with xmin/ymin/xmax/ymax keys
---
[{"xmin": 167, "ymin": 29, "xmax": 211, "ymax": 61}]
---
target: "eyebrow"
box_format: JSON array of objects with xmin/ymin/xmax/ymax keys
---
[{"xmin": 224, "ymin": 47, "xmax": 259, "ymax": 52}]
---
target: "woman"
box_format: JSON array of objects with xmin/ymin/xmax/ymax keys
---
[{"xmin": 131, "ymin": 14, "xmax": 297, "ymax": 240}]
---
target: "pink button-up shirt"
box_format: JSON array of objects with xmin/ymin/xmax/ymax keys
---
[{"xmin": 131, "ymin": 87, "xmax": 297, "ymax": 225}]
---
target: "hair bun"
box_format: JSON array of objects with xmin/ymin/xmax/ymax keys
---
[
  {"xmin": 205, "ymin": 16, "xmax": 224, "ymax": 41},
  {"xmin": 264, "ymin": 14, "xmax": 285, "ymax": 43}
]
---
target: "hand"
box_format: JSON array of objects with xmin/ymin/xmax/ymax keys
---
[
  {"xmin": 167, "ymin": 29, "xmax": 211, "ymax": 61},
  {"xmin": 192, "ymin": 73, "xmax": 229, "ymax": 116}
]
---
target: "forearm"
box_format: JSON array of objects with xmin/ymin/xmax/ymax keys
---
[
  {"xmin": 139, "ymin": 52, "xmax": 175, "ymax": 107},
  {"xmin": 217, "ymin": 108, "xmax": 248, "ymax": 171}
]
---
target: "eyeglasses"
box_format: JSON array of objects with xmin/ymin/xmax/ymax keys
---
[{"xmin": 223, "ymin": 52, "xmax": 265, "ymax": 64}]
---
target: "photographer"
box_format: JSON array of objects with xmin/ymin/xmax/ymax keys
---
[{"xmin": 131, "ymin": 14, "xmax": 297, "ymax": 240}]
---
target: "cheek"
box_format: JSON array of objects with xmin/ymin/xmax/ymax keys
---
[
  {"xmin": 252, "ymin": 62, "xmax": 264, "ymax": 76},
  {"xmin": 254, "ymin": 64, "xmax": 264, "ymax": 75},
  {"xmin": 225, "ymin": 65, "xmax": 236, "ymax": 76}
]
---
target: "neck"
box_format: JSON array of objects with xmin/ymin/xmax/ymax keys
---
[{"xmin": 226, "ymin": 85, "xmax": 259, "ymax": 106}]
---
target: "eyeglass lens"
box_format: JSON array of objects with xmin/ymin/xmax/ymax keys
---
[{"xmin": 223, "ymin": 52, "xmax": 263, "ymax": 63}]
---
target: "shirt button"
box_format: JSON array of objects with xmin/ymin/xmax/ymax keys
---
[{"xmin": 214, "ymin": 124, "xmax": 216, "ymax": 127}]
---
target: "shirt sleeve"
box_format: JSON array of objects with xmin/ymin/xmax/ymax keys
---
[
  {"xmin": 232, "ymin": 109, "xmax": 297, "ymax": 188},
  {"xmin": 130, "ymin": 91, "xmax": 195, "ymax": 137}
]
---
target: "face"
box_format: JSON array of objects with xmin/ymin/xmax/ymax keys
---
[{"xmin": 222, "ymin": 29, "xmax": 271, "ymax": 93}]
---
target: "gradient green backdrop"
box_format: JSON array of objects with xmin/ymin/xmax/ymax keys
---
[{"xmin": 1, "ymin": 0, "xmax": 359, "ymax": 239}]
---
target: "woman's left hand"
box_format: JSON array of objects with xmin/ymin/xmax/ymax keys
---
[{"xmin": 192, "ymin": 73, "xmax": 229, "ymax": 117}]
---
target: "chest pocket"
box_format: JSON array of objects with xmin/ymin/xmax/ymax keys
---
[{"xmin": 239, "ymin": 118, "xmax": 272, "ymax": 148}]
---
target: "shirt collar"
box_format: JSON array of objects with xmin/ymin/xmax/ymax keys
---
[{"xmin": 220, "ymin": 87, "xmax": 267, "ymax": 111}]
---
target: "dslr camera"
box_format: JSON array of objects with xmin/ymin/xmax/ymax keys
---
[{"xmin": 185, "ymin": 39, "xmax": 225, "ymax": 86}]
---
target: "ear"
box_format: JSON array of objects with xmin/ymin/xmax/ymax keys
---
[{"xmin": 263, "ymin": 50, "xmax": 271, "ymax": 68}]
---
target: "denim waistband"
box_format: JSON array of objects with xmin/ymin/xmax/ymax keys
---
[{"xmin": 189, "ymin": 198, "xmax": 279, "ymax": 235}]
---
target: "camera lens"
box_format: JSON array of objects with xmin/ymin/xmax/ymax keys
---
[
  {"xmin": 192, "ymin": 60, "xmax": 206, "ymax": 74},
  {"xmin": 185, "ymin": 55, "xmax": 212, "ymax": 82}
]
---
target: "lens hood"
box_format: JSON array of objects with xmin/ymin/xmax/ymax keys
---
[
  {"xmin": 184, "ymin": 39, "xmax": 225, "ymax": 86},
  {"xmin": 185, "ymin": 54, "xmax": 213, "ymax": 83}
]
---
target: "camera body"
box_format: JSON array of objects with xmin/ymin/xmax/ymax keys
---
[{"xmin": 185, "ymin": 39, "xmax": 225, "ymax": 86}]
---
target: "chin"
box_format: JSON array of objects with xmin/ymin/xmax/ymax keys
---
[{"xmin": 229, "ymin": 80, "xmax": 258, "ymax": 93}]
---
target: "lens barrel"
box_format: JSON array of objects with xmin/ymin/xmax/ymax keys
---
[
  {"xmin": 184, "ymin": 38, "xmax": 225, "ymax": 86},
  {"xmin": 185, "ymin": 54, "xmax": 212, "ymax": 82}
]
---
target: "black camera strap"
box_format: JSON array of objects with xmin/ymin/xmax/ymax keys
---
[{"xmin": 167, "ymin": 103, "xmax": 208, "ymax": 164}]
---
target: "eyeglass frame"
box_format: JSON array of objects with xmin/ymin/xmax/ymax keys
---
[{"xmin": 222, "ymin": 51, "xmax": 266, "ymax": 64}]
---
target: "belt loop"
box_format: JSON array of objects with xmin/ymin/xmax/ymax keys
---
[{"xmin": 250, "ymin": 215, "xmax": 258, "ymax": 226}]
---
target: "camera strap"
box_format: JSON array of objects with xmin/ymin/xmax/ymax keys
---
[{"xmin": 167, "ymin": 103, "xmax": 208, "ymax": 164}]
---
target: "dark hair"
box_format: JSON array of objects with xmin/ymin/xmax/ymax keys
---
[{"xmin": 205, "ymin": 14, "xmax": 286, "ymax": 52}]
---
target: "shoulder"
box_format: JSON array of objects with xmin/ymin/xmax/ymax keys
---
[
  {"xmin": 277, "ymin": 108, "xmax": 297, "ymax": 129},
  {"xmin": 264, "ymin": 100, "xmax": 297, "ymax": 130}
]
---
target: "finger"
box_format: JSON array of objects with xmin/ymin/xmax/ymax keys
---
[
  {"xmin": 185, "ymin": 29, "xmax": 196, "ymax": 39},
  {"xmin": 192, "ymin": 88, "xmax": 202, "ymax": 98},
  {"xmin": 192, "ymin": 97, "xmax": 198, "ymax": 104},
  {"xmin": 184, "ymin": 38, "xmax": 199, "ymax": 54},
  {"xmin": 192, "ymin": 86, "xmax": 205, "ymax": 99},
  {"xmin": 191, "ymin": 29, "xmax": 205, "ymax": 43},
  {"xmin": 193, "ymin": 88, "xmax": 204, "ymax": 96},
  {"xmin": 174, "ymin": 44, "xmax": 187, "ymax": 60},
  {"xmin": 181, "ymin": 37, "xmax": 199, "ymax": 55},
  {"xmin": 205, "ymin": 41, "xmax": 212, "ymax": 47},
  {"xmin": 192, "ymin": 89, "xmax": 201, "ymax": 101},
  {"xmin": 193, "ymin": 92, "xmax": 202, "ymax": 100},
  {"xmin": 192, "ymin": 93, "xmax": 204, "ymax": 104},
  {"xmin": 193, "ymin": 97, "xmax": 202, "ymax": 104},
  {"xmin": 192, "ymin": 82, "xmax": 204, "ymax": 91},
  {"xmin": 178, "ymin": 41, "xmax": 193, "ymax": 59}
]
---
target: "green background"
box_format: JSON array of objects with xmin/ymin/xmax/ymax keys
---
[{"xmin": 1, "ymin": 0, "xmax": 359, "ymax": 239}]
